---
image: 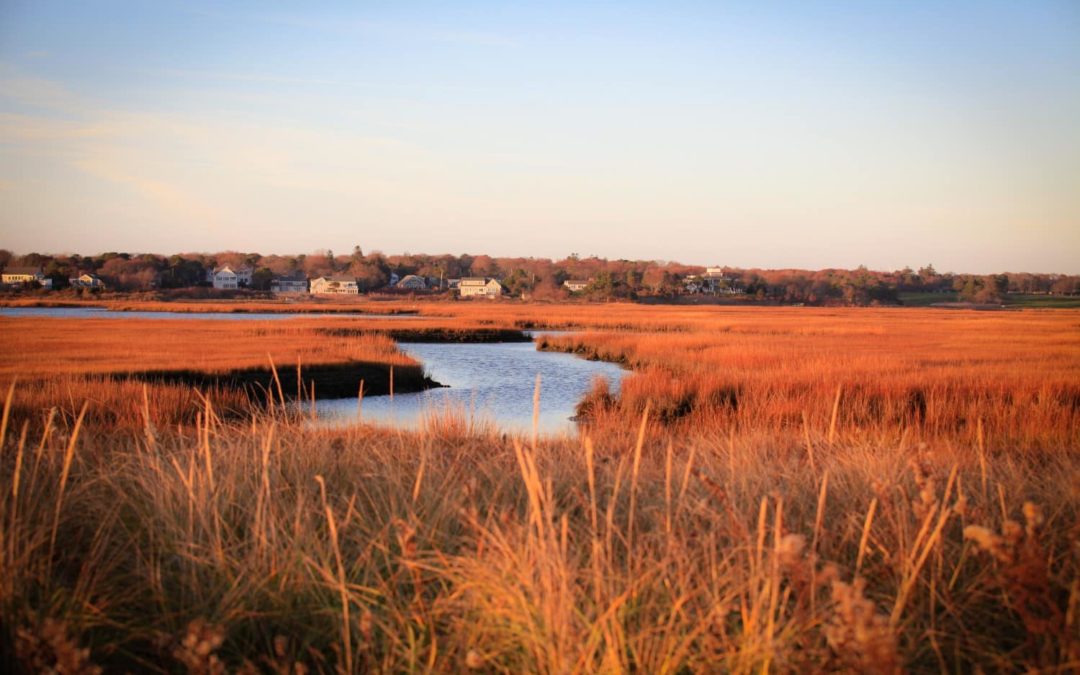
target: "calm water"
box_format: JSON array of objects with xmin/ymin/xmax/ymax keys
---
[
  {"xmin": 314, "ymin": 341, "xmax": 627, "ymax": 435},
  {"xmin": 0, "ymin": 307, "xmax": 421, "ymax": 320}
]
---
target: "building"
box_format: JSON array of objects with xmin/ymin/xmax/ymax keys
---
[
  {"xmin": 396, "ymin": 274, "xmax": 427, "ymax": 290},
  {"xmin": 208, "ymin": 265, "xmax": 253, "ymax": 289},
  {"xmin": 68, "ymin": 273, "xmax": 105, "ymax": 289},
  {"xmin": 563, "ymin": 279, "xmax": 590, "ymax": 292},
  {"xmin": 684, "ymin": 268, "xmax": 743, "ymax": 295},
  {"xmin": 2, "ymin": 266, "xmax": 52, "ymax": 289},
  {"xmin": 459, "ymin": 277, "xmax": 504, "ymax": 298},
  {"xmin": 310, "ymin": 275, "xmax": 359, "ymax": 294},
  {"xmin": 270, "ymin": 273, "xmax": 309, "ymax": 295}
]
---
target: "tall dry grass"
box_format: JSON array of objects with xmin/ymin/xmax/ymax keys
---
[{"xmin": 1, "ymin": 390, "xmax": 1078, "ymax": 672}]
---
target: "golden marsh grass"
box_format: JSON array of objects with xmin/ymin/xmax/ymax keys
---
[{"xmin": 1, "ymin": 303, "xmax": 1078, "ymax": 672}]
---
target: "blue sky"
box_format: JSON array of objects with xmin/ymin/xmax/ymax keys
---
[{"xmin": 1, "ymin": 1, "xmax": 1078, "ymax": 272}]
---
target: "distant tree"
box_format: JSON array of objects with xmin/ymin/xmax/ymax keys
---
[
  {"xmin": 991, "ymin": 274, "xmax": 1009, "ymax": 297},
  {"xmin": 160, "ymin": 256, "xmax": 206, "ymax": 288},
  {"xmin": 956, "ymin": 275, "xmax": 1001, "ymax": 303},
  {"xmin": 44, "ymin": 259, "xmax": 72, "ymax": 289},
  {"xmin": 352, "ymin": 257, "xmax": 389, "ymax": 291},
  {"xmin": 469, "ymin": 255, "xmax": 500, "ymax": 278},
  {"xmin": 99, "ymin": 257, "xmax": 160, "ymax": 291},
  {"xmin": 501, "ymin": 268, "xmax": 533, "ymax": 297},
  {"xmin": 303, "ymin": 252, "xmax": 334, "ymax": 278},
  {"xmin": 251, "ymin": 267, "xmax": 274, "ymax": 291},
  {"xmin": 1051, "ymin": 276, "xmax": 1080, "ymax": 295}
]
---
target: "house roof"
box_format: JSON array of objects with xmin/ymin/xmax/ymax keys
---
[
  {"xmin": 460, "ymin": 277, "xmax": 489, "ymax": 285},
  {"xmin": 316, "ymin": 275, "xmax": 357, "ymax": 283},
  {"xmin": 3, "ymin": 266, "xmax": 43, "ymax": 275}
]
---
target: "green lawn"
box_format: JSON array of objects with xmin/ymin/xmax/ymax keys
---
[
  {"xmin": 898, "ymin": 292, "xmax": 1080, "ymax": 309},
  {"xmin": 898, "ymin": 291, "xmax": 957, "ymax": 306},
  {"xmin": 1002, "ymin": 293, "xmax": 1080, "ymax": 308}
]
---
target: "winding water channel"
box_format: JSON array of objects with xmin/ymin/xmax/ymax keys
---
[{"xmin": 313, "ymin": 339, "xmax": 627, "ymax": 435}]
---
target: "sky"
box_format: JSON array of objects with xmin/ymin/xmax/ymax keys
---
[{"xmin": 0, "ymin": 1, "xmax": 1078, "ymax": 274}]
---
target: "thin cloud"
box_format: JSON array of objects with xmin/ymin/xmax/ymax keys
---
[
  {"xmin": 71, "ymin": 156, "xmax": 228, "ymax": 232},
  {"xmin": 183, "ymin": 6, "xmax": 518, "ymax": 48},
  {"xmin": 0, "ymin": 65, "xmax": 86, "ymax": 113}
]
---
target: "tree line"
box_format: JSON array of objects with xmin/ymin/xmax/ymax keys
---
[{"xmin": 1, "ymin": 248, "xmax": 1077, "ymax": 305}]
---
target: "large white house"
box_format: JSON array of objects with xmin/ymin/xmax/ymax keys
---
[
  {"xmin": 270, "ymin": 273, "xmax": 309, "ymax": 294},
  {"xmin": 208, "ymin": 265, "xmax": 253, "ymax": 289},
  {"xmin": 2, "ymin": 266, "xmax": 52, "ymax": 289},
  {"xmin": 685, "ymin": 266, "xmax": 742, "ymax": 295},
  {"xmin": 563, "ymin": 279, "xmax": 590, "ymax": 292},
  {"xmin": 458, "ymin": 277, "xmax": 504, "ymax": 298},
  {"xmin": 310, "ymin": 276, "xmax": 359, "ymax": 295}
]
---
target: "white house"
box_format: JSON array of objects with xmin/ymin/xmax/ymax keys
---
[
  {"xmin": 310, "ymin": 276, "xmax": 359, "ymax": 295},
  {"xmin": 459, "ymin": 277, "xmax": 504, "ymax": 298},
  {"xmin": 270, "ymin": 273, "xmax": 308, "ymax": 295},
  {"xmin": 685, "ymin": 268, "xmax": 742, "ymax": 295},
  {"xmin": 396, "ymin": 274, "xmax": 427, "ymax": 290},
  {"xmin": 68, "ymin": 273, "xmax": 105, "ymax": 289},
  {"xmin": 2, "ymin": 266, "xmax": 52, "ymax": 289},
  {"xmin": 563, "ymin": 279, "xmax": 590, "ymax": 292},
  {"xmin": 208, "ymin": 265, "xmax": 253, "ymax": 289}
]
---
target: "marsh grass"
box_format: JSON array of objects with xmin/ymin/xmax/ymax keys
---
[
  {"xmin": 2, "ymin": 387, "xmax": 1078, "ymax": 672},
  {"xmin": 2, "ymin": 304, "xmax": 1079, "ymax": 672}
]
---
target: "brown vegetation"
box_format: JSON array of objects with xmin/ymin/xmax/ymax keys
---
[
  {"xmin": 1, "ymin": 303, "xmax": 1079, "ymax": 672},
  {"xmin": 537, "ymin": 308, "xmax": 1080, "ymax": 450},
  {"xmin": 0, "ymin": 318, "xmax": 433, "ymax": 428}
]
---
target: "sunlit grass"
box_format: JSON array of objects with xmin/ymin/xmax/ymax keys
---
[{"xmin": 2, "ymin": 303, "xmax": 1078, "ymax": 672}]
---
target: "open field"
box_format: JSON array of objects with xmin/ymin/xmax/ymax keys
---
[{"xmin": 2, "ymin": 303, "xmax": 1079, "ymax": 672}]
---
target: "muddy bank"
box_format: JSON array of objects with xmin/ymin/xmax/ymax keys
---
[
  {"xmin": 129, "ymin": 360, "xmax": 440, "ymax": 400},
  {"xmin": 319, "ymin": 327, "xmax": 532, "ymax": 343}
]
